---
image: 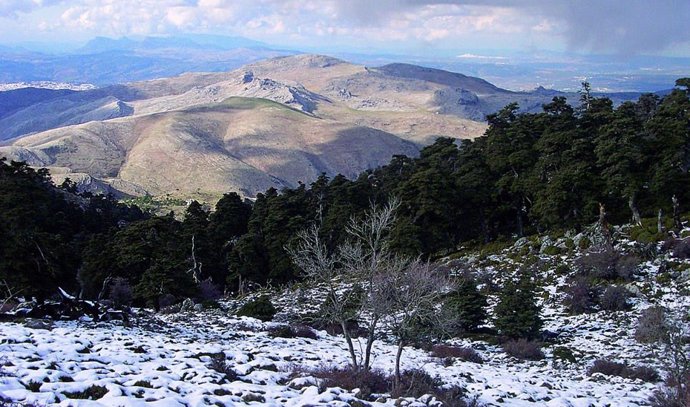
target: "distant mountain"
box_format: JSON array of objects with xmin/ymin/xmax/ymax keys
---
[
  {"xmin": 0, "ymin": 35, "xmax": 297, "ymax": 86},
  {"xmin": 0, "ymin": 55, "xmax": 491, "ymax": 200},
  {"xmin": 78, "ymin": 34, "xmax": 270, "ymax": 54},
  {"xmin": 0, "ymin": 54, "xmax": 651, "ymax": 202}
]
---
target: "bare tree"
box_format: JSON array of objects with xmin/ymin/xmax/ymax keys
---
[
  {"xmin": 340, "ymin": 197, "xmax": 401, "ymax": 371},
  {"xmin": 287, "ymin": 198, "xmax": 401, "ymax": 371},
  {"xmin": 287, "ymin": 223, "xmax": 359, "ymax": 368},
  {"xmin": 376, "ymin": 258, "xmax": 451, "ymax": 388}
]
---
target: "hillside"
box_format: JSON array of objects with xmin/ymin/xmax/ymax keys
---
[
  {"xmin": 0, "ymin": 55, "xmax": 495, "ymax": 200},
  {"xmin": 0, "ymin": 54, "xmax": 653, "ymax": 201},
  {"xmin": 0, "ymin": 228, "xmax": 687, "ymax": 406}
]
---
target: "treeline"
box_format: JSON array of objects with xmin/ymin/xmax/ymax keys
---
[{"xmin": 1, "ymin": 79, "xmax": 688, "ymax": 306}]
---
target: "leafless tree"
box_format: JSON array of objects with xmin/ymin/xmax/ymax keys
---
[
  {"xmin": 287, "ymin": 198, "xmax": 401, "ymax": 371},
  {"xmin": 287, "ymin": 222, "xmax": 360, "ymax": 367},
  {"xmin": 340, "ymin": 197, "xmax": 401, "ymax": 371},
  {"xmin": 376, "ymin": 258, "xmax": 452, "ymax": 388},
  {"xmin": 640, "ymin": 307, "xmax": 690, "ymax": 406}
]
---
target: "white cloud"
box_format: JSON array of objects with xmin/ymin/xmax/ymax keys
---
[{"xmin": 0, "ymin": 0, "xmax": 688, "ymax": 56}]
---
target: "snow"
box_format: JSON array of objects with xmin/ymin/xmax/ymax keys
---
[{"xmin": 1, "ymin": 235, "xmax": 686, "ymax": 406}]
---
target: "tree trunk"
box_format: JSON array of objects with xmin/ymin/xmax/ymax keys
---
[
  {"xmin": 394, "ymin": 340, "xmax": 404, "ymax": 390},
  {"xmin": 516, "ymin": 206, "xmax": 524, "ymax": 237},
  {"xmin": 480, "ymin": 208, "xmax": 490, "ymax": 244},
  {"xmin": 658, "ymin": 209, "xmax": 665, "ymax": 234},
  {"xmin": 363, "ymin": 315, "xmax": 379, "ymax": 371},
  {"xmin": 599, "ymin": 203, "xmax": 613, "ymax": 249},
  {"xmin": 340, "ymin": 319, "xmax": 358, "ymax": 369},
  {"xmin": 629, "ymin": 194, "xmax": 642, "ymax": 226},
  {"xmin": 672, "ymin": 195, "xmax": 682, "ymax": 232}
]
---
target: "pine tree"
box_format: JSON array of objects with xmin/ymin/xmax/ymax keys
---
[
  {"xmin": 494, "ymin": 272, "xmax": 542, "ymax": 339},
  {"xmin": 442, "ymin": 274, "xmax": 487, "ymax": 334}
]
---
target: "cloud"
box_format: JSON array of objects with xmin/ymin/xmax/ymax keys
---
[
  {"xmin": 0, "ymin": 0, "xmax": 63, "ymax": 18},
  {"xmin": 330, "ymin": 0, "xmax": 690, "ymax": 54},
  {"xmin": 1, "ymin": 0, "xmax": 688, "ymax": 56}
]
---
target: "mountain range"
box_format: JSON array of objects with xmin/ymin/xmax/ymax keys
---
[{"xmin": 0, "ymin": 54, "xmax": 647, "ymax": 202}]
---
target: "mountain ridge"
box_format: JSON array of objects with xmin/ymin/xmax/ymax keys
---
[{"xmin": 0, "ymin": 54, "xmax": 644, "ymax": 202}]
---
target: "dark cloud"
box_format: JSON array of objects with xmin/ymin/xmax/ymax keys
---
[{"xmin": 334, "ymin": 0, "xmax": 690, "ymax": 54}]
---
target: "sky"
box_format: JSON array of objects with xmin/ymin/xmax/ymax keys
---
[{"xmin": 1, "ymin": 0, "xmax": 689, "ymax": 58}]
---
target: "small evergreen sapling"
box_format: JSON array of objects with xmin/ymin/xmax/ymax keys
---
[
  {"xmin": 442, "ymin": 273, "xmax": 487, "ymax": 335},
  {"xmin": 494, "ymin": 272, "xmax": 542, "ymax": 340}
]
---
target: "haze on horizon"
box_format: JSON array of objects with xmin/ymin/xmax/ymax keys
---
[{"xmin": 1, "ymin": 0, "xmax": 689, "ymax": 59}]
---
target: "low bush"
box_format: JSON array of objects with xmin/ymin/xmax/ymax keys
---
[
  {"xmin": 308, "ymin": 365, "xmax": 482, "ymax": 406},
  {"xmin": 393, "ymin": 370, "xmax": 480, "ymax": 407},
  {"xmin": 563, "ymin": 278, "xmax": 596, "ymax": 314},
  {"xmin": 198, "ymin": 278, "xmax": 222, "ymax": 301},
  {"xmin": 132, "ymin": 380, "xmax": 153, "ymax": 388},
  {"xmin": 390, "ymin": 369, "xmax": 442, "ymax": 398},
  {"xmin": 430, "ymin": 345, "xmax": 483, "ymax": 364},
  {"xmin": 662, "ymin": 237, "xmax": 690, "ymax": 259},
  {"xmin": 574, "ymin": 249, "xmax": 639, "ymax": 282},
  {"xmin": 598, "ymin": 285, "xmax": 631, "ymax": 311},
  {"xmin": 63, "ymin": 385, "xmax": 108, "ymax": 400},
  {"xmin": 588, "ymin": 359, "xmax": 659, "ymax": 382},
  {"xmin": 635, "ymin": 306, "xmax": 669, "ymax": 343},
  {"xmin": 268, "ymin": 324, "xmax": 318, "ymax": 339},
  {"xmin": 312, "ymin": 366, "xmax": 389, "ymax": 399},
  {"xmin": 208, "ymin": 353, "xmax": 238, "ymax": 383},
  {"xmin": 311, "ymin": 319, "xmax": 368, "ymax": 338},
  {"xmin": 502, "ymin": 339, "xmax": 544, "ymax": 361},
  {"xmin": 22, "ymin": 381, "xmax": 42, "ymax": 392},
  {"xmin": 649, "ymin": 373, "xmax": 690, "ymax": 407},
  {"xmin": 237, "ymin": 295, "xmax": 277, "ymax": 322},
  {"xmin": 552, "ymin": 346, "xmax": 578, "ymax": 366}
]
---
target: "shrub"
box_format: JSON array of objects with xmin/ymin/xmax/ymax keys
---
[
  {"xmin": 308, "ymin": 366, "xmax": 480, "ymax": 406},
  {"xmin": 312, "ymin": 366, "xmax": 389, "ymax": 399},
  {"xmin": 64, "ymin": 385, "xmax": 108, "ymax": 400},
  {"xmin": 208, "ymin": 353, "xmax": 238, "ymax": 383},
  {"xmin": 574, "ymin": 249, "xmax": 639, "ymax": 282},
  {"xmin": 666, "ymin": 238, "xmax": 690, "ymax": 259},
  {"xmin": 108, "ymin": 277, "xmax": 132, "ymax": 308},
  {"xmin": 588, "ymin": 359, "xmax": 659, "ymax": 382},
  {"xmin": 237, "ymin": 295, "xmax": 277, "ymax": 321},
  {"xmin": 22, "ymin": 381, "xmax": 42, "ymax": 392},
  {"xmin": 563, "ymin": 278, "xmax": 596, "ymax": 314},
  {"xmin": 391, "ymin": 369, "xmax": 442, "ymax": 398},
  {"xmin": 599, "ymin": 285, "xmax": 631, "ymax": 311},
  {"xmin": 542, "ymin": 245, "xmax": 562, "ymax": 256},
  {"xmin": 588, "ymin": 359, "xmax": 628, "ymax": 377},
  {"xmin": 635, "ymin": 306, "xmax": 670, "ymax": 343},
  {"xmin": 552, "ymin": 346, "xmax": 577, "ymax": 366},
  {"xmin": 198, "ymin": 278, "xmax": 222, "ymax": 301},
  {"xmin": 393, "ymin": 370, "xmax": 480, "ymax": 407},
  {"xmin": 430, "ymin": 345, "xmax": 483, "ymax": 364},
  {"xmin": 649, "ymin": 373, "xmax": 690, "ymax": 407},
  {"xmin": 132, "ymin": 380, "xmax": 153, "ymax": 388},
  {"xmin": 501, "ymin": 339, "xmax": 544, "ymax": 361},
  {"xmin": 268, "ymin": 324, "xmax": 318, "ymax": 340}
]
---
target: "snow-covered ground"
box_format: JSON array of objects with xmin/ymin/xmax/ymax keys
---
[{"xmin": 1, "ymin": 235, "xmax": 687, "ymax": 406}]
